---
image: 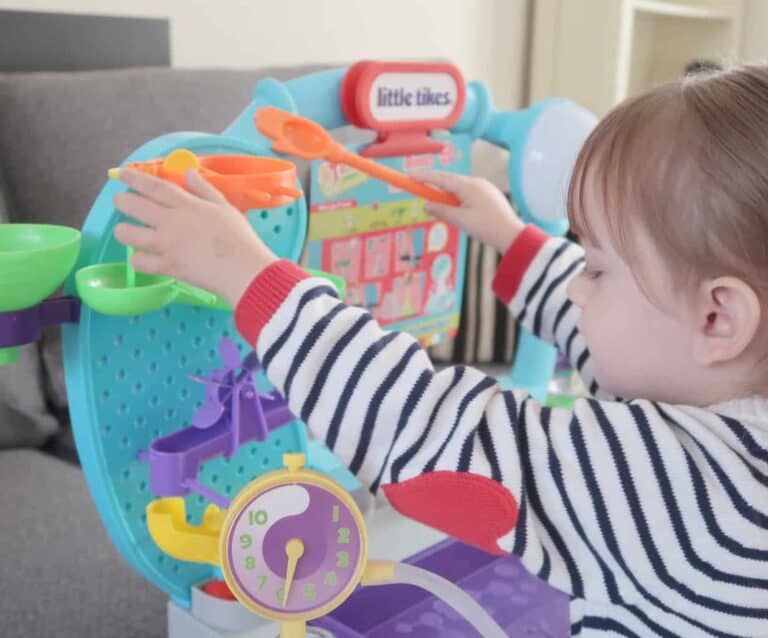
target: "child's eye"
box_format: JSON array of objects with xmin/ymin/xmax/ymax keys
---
[{"xmin": 583, "ymin": 268, "xmax": 603, "ymax": 281}]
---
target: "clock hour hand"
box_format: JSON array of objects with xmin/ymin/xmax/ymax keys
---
[{"xmin": 282, "ymin": 538, "xmax": 305, "ymax": 607}]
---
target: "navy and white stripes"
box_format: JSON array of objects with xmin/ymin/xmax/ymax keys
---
[{"xmin": 248, "ymin": 237, "xmax": 768, "ymax": 636}]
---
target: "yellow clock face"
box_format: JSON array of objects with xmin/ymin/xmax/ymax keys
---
[{"xmin": 219, "ymin": 461, "xmax": 368, "ymax": 622}]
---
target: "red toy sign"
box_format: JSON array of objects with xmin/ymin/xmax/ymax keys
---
[{"xmin": 341, "ymin": 61, "xmax": 466, "ymax": 158}]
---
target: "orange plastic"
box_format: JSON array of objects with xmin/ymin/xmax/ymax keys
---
[
  {"xmin": 113, "ymin": 153, "xmax": 302, "ymax": 212},
  {"xmin": 255, "ymin": 107, "xmax": 461, "ymax": 207}
]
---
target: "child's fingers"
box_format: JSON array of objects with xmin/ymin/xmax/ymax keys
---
[
  {"xmin": 113, "ymin": 191, "xmax": 165, "ymax": 226},
  {"xmin": 114, "ymin": 222, "xmax": 162, "ymax": 253},
  {"xmin": 129, "ymin": 250, "xmax": 168, "ymax": 276},
  {"xmin": 418, "ymin": 171, "xmax": 470, "ymax": 203},
  {"xmin": 184, "ymin": 169, "xmax": 228, "ymax": 204},
  {"xmin": 424, "ymin": 201, "xmax": 462, "ymax": 223},
  {"xmin": 118, "ymin": 168, "xmax": 188, "ymax": 207}
]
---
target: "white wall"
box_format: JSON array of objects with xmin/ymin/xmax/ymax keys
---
[
  {"xmin": 740, "ymin": 0, "xmax": 768, "ymax": 62},
  {"xmin": 0, "ymin": 0, "xmax": 528, "ymax": 110}
]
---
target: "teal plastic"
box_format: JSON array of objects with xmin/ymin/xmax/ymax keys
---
[
  {"xmin": 60, "ymin": 67, "xmax": 587, "ymax": 609},
  {"xmin": 226, "ymin": 68, "xmax": 568, "ymax": 405},
  {"xmin": 223, "ymin": 68, "xmax": 348, "ymax": 145},
  {"xmin": 62, "ymin": 132, "xmax": 313, "ymax": 606},
  {"xmin": 456, "ymin": 86, "xmax": 569, "ymax": 400},
  {"xmin": 483, "ymin": 99, "xmax": 571, "ymax": 400},
  {"xmin": 305, "ymin": 131, "xmax": 471, "ymax": 348},
  {"xmin": 305, "ymin": 440, "xmax": 362, "ymax": 492}
]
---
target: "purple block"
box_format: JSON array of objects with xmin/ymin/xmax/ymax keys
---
[
  {"xmin": 312, "ymin": 539, "xmax": 570, "ymax": 637},
  {"xmin": 0, "ymin": 296, "xmax": 80, "ymax": 347},
  {"xmin": 142, "ymin": 400, "xmax": 295, "ymax": 500},
  {"xmin": 140, "ymin": 338, "xmax": 299, "ymax": 506}
]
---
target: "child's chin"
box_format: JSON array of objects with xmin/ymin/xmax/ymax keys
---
[{"xmin": 594, "ymin": 371, "xmax": 631, "ymax": 399}]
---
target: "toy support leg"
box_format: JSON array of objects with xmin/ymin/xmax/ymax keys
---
[{"xmin": 280, "ymin": 620, "xmax": 306, "ymax": 638}]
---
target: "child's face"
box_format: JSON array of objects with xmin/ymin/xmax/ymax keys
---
[{"xmin": 566, "ymin": 209, "xmax": 699, "ymax": 403}]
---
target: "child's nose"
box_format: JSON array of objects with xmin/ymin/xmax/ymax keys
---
[{"xmin": 566, "ymin": 275, "xmax": 586, "ymax": 308}]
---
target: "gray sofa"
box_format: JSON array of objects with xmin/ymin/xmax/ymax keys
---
[
  {"xmin": 0, "ymin": 64, "xmax": 331, "ymax": 638},
  {"xmin": 0, "ymin": 64, "xmax": 512, "ymax": 638}
]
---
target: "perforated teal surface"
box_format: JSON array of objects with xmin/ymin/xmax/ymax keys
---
[{"xmin": 62, "ymin": 133, "xmax": 310, "ymax": 606}]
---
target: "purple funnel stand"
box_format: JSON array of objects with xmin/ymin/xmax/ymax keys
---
[
  {"xmin": 139, "ymin": 340, "xmax": 296, "ymax": 507},
  {"xmin": 0, "ymin": 296, "xmax": 81, "ymax": 348},
  {"xmin": 140, "ymin": 398, "xmax": 294, "ymax": 505},
  {"xmin": 312, "ymin": 539, "xmax": 570, "ymax": 637}
]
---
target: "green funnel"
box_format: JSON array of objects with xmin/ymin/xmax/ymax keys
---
[
  {"xmin": 76, "ymin": 262, "xmax": 218, "ymax": 316},
  {"xmin": 0, "ymin": 224, "xmax": 81, "ymax": 365}
]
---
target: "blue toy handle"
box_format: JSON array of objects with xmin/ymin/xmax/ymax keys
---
[
  {"xmin": 223, "ymin": 68, "xmax": 348, "ymax": 144},
  {"xmin": 456, "ymin": 82, "xmax": 597, "ymax": 401}
]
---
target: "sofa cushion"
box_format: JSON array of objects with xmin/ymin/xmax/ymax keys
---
[
  {"xmin": 0, "ymin": 65, "xmax": 332, "ymax": 420},
  {"xmin": 0, "ymin": 449, "xmax": 165, "ymax": 637},
  {"xmin": 0, "ymin": 346, "xmax": 59, "ymax": 448}
]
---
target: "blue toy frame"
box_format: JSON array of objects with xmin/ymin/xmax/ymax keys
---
[{"xmin": 62, "ymin": 66, "xmax": 566, "ymax": 608}]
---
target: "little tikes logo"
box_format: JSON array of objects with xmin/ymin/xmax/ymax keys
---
[
  {"xmin": 369, "ymin": 73, "xmax": 458, "ymax": 122},
  {"xmin": 376, "ymin": 86, "xmax": 452, "ymax": 107}
]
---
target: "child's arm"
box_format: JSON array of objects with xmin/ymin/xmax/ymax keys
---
[
  {"xmin": 236, "ymin": 264, "xmax": 766, "ymax": 636},
  {"xmin": 492, "ymin": 225, "xmax": 609, "ymax": 397},
  {"xmin": 422, "ymin": 173, "xmax": 606, "ymax": 397},
  {"xmin": 112, "ymin": 169, "xmax": 765, "ymax": 635}
]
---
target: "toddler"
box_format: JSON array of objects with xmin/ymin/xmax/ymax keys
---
[{"xmin": 113, "ymin": 65, "xmax": 768, "ymax": 636}]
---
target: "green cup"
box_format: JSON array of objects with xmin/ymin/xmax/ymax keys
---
[
  {"xmin": 76, "ymin": 262, "xmax": 218, "ymax": 316},
  {"xmin": 0, "ymin": 224, "xmax": 81, "ymax": 365}
]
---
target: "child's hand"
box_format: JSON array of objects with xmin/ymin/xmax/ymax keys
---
[
  {"xmin": 419, "ymin": 172, "xmax": 525, "ymax": 253},
  {"xmin": 112, "ymin": 168, "xmax": 277, "ymax": 306}
]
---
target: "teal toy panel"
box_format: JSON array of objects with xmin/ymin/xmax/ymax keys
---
[
  {"xmin": 2, "ymin": 60, "xmax": 600, "ymax": 630},
  {"xmin": 62, "ymin": 133, "xmax": 309, "ymax": 606},
  {"xmin": 305, "ymin": 134, "xmax": 471, "ymax": 347}
]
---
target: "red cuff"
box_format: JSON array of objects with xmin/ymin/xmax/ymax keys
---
[
  {"xmin": 234, "ymin": 260, "xmax": 310, "ymax": 346},
  {"xmin": 492, "ymin": 225, "xmax": 550, "ymax": 305}
]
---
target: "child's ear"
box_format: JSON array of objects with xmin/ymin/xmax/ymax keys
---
[{"xmin": 693, "ymin": 277, "xmax": 761, "ymax": 366}]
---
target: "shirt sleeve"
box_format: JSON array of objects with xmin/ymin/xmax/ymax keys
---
[
  {"xmin": 234, "ymin": 261, "xmax": 767, "ymax": 636},
  {"xmin": 492, "ymin": 225, "xmax": 611, "ymax": 398}
]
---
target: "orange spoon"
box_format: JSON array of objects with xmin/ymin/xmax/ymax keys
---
[{"xmin": 255, "ymin": 107, "xmax": 460, "ymax": 207}]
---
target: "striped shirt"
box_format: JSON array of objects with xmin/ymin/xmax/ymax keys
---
[{"xmin": 235, "ymin": 226, "xmax": 768, "ymax": 637}]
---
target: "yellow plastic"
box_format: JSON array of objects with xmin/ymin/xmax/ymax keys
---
[
  {"xmin": 280, "ymin": 620, "xmax": 306, "ymax": 638},
  {"xmin": 218, "ymin": 452, "xmax": 369, "ymax": 627},
  {"xmin": 359, "ymin": 560, "xmax": 396, "ymax": 585},
  {"xmin": 284, "ymin": 452, "xmax": 306, "ymax": 473},
  {"xmin": 145, "ymin": 452, "xmax": 370, "ymax": 638},
  {"xmin": 146, "ymin": 498, "xmax": 223, "ymax": 565},
  {"xmin": 163, "ymin": 149, "xmax": 201, "ymax": 173},
  {"xmin": 282, "ymin": 538, "xmax": 305, "ymax": 607}
]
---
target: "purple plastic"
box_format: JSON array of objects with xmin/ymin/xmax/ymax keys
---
[
  {"xmin": 226, "ymin": 483, "xmax": 362, "ymax": 613},
  {"xmin": 555, "ymin": 353, "xmax": 571, "ymax": 374},
  {"xmin": 141, "ymin": 397, "xmax": 293, "ymax": 501},
  {"xmin": 140, "ymin": 339, "xmax": 295, "ymax": 504},
  {"xmin": 312, "ymin": 539, "xmax": 570, "ymax": 637},
  {"xmin": 0, "ymin": 296, "xmax": 81, "ymax": 347}
]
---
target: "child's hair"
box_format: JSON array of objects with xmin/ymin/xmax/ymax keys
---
[{"xmin": 567, "ymin": 64, "xmax": 768, "ymax": 299}]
